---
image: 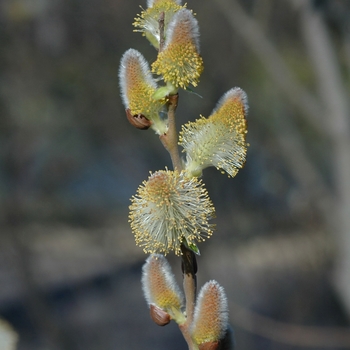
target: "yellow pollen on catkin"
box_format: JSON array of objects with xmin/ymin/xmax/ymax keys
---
[
  {"xmin": 129, "ymin": 169, "xmax": 215, "ymax": 255},
  {"xmin": 210, "ymin": 95, "xmax": 247, "ymax": 137},
  {"xmin": 133, "ymin": 1, "xmax": 185, "ymax": 48},
  {"xmin": 142, "ymin": 254, "xmax": 186, "ymax": 324},
  {"xmin": 154, "ymin": 288, "xmax": 182, "ymax": 309},
  {"xmin": 124, "ymin": 55, "xmax": 164, "ymax": 116},
  {"xmin": 152, "ymin": 8, "xmax": 203, "ymax": 88},
  {"xmin": 119, "ymin": 49, "xmax": 168, "ymax": 134},
  {"xmin": 152, "ymin": 42, "xmax": 203, "ymax": 88},
  {"xmin": 146, "ymin": 260, "xmax": 182, "ymax": 309},
  {"xmin": 179, "ymin": 88, "xmax": 248, "ymax": 178}
]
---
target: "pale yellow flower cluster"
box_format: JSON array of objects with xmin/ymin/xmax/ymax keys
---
[
  {"xmin": 121, "ymin": 1, "xmax": 247, "ymax": 345},
  {"xmin": 180, "ymin": 87, "xmax": 248, "ymax": 178},
  {"xmin": 119, "ymin": 49, "xmax": 167, "ymax": 134},
  {"xmin": 133, "ymin": 0, "xmax": 185, "ymax": 49},
  {"xmin": 151, "ymin": 8, "xmax": 203, "ymax": 89},
  {"xmin": 120, "ymin": 1, "xmax": 248, "ymax": 260},
  {"xmin": 142, "ymin": 254, "xmax": 185, "ymax": 324},
  {"xmin": 141, "ymin": 256, "xmax": 230, "ymax": 345},
  {"xmin": 120, "ymin": 0, "xmax": 203, "ymax": 126},
  {"xmin": 129, "ymin": 169, "xmax": 215, "ymax": 256}
]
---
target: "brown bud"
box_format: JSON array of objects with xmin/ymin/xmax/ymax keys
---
[
  {"xmin": 150, "ymin": 304, "xmax": 171, "ymax": 326},
  {"xmin": 199, "ymin": 341, "xmax": 220, "ymax": 350},
  {"xmin": 125, "ymin": 109, "xmax": 152, "ymax": 130}
]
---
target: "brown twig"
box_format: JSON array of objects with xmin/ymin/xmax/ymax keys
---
[
  {"xmin": 179, "ymin": 244, "xmax": 198, "ymax": 350},
  {"xmin": 181, "ymin": 244, "xmax": 197, "ymax": 322},
  {"xmin": 159, "ymin": 95, "xmax": 198, "ymax": 350},
  {"xmin": 230, "ymin": 300, "xmax": 350, "ymax": 348},
  {"xmin": 159, "ymin": 94, "xmax": 182, "ymax": 171}
]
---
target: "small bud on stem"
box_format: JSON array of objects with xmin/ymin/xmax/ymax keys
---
[
  {"xmin": 125, "ymin": 109, "xmax": 152, "ymax": 130},
  {"xmin": 150, "ymin": 304, "xmax": 171, "ymax": 326}
]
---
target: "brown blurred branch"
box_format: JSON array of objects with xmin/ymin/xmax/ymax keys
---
[
  {"xmin": 295, "ymin": 0, "xmax": 350, "ymax": 318},
  {"xmin": 230, "ymin": 301, "xmax": 350, "ymax": 348},
  {"xmin": 276, "ymin": 118, "xmax": 334, "ymax": 205},
  {"xmin": 213, "ymin": 0, "xmax": 327, "ymax": 135}
]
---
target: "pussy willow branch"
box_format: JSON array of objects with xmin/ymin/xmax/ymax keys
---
[
  {"xmin": 156, "ymin": 13, "xmax": 198, "ymax": 350},
  {"xmin": 180, "ymin": 244, "xmax": 198, "ymax": 350},
  {"xmin": 159, "ymin": 94, "xmax": 182, "ymax": 171},
  {"xmin": 159, "ymin": 94, "xmax": 198, "ymax": 349}
]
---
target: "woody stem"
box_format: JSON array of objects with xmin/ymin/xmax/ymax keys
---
[
  {"xmin": 159, "ymin": 94, "xmax": 182, "ymax": 171},
  {"xmin": 159, "ymin": 95, "xmax": 198, "ymax": 349},
  {"xmin": 181, "ymin": 244, "xmax": 197, "ymax": 334},
  {"xmin": 157, "ymin": 11, "xmax": 197, "ymax": 350}
]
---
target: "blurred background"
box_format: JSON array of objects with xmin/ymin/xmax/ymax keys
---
[{"xmin": 0, "ymin": 0, "xmax": 350, "ymax": 349}]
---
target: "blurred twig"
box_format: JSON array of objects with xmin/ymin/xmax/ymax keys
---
[
  {"xmin": 295, "ymin": 0, "xmax": 350, "ymax": 315},
  {"xmin": 213, "ymin": 0, "xmax": 326, "ymax": 135},
  {"xmin": 230, "ymin": 301, "xmax": 350, "ymax": 348}
]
